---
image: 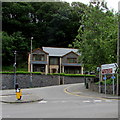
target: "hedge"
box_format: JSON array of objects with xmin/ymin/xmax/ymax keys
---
[
  {"xmin": 1, "ymin": 72, "xmax": 95, "ymax": 77},
  {"xmin": 0, "ymin": 71, "xmax": 42, "ymax": 74},
  {"xmin": 47, "ymin": 73, "xmax": 95, "ymax": 77}
]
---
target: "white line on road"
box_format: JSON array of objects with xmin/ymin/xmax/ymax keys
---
[
  {"xmin": 38, "ymin": 99, "xmax": 113, "ymax": 104},
  {"xmin": 61, "ymin": 101, "xmax": 67, "ymax": 103},
  {"xmin": 83, "ymin": 101, "xmax": 91, "ymax": 103},
  {"xmin": 38, "ymin": 100, "xmax": 47, "ymax": 104},
  {"xmin": 94, "ymin": 100, "xmax": 102, "ymax": 103}
]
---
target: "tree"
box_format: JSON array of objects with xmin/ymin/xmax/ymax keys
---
[
  {"xmin": 2, "ymin": 31, "xmax": 28, "ymax": 67},
  {"xmin": 2, "ymin": 2, "xmax": 87, "ymax": 68},
  {"xmin": 72, "ymin": 2, "xmax": 118, "ymax": 71}
]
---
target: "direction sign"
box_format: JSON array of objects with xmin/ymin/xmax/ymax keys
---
[{"xmin": 101, "ymin": 63, "xmax": 118, "ymax": 75}]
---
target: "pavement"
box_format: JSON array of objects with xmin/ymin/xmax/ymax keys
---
[
  {"xmin": 0, "ymin": 83, "xmax": 120, "ymax": 104},
  {"xmin": 64, "ymin": 83, "xmax": 120, "ymax": 100}
]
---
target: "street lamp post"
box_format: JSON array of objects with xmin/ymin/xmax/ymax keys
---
[
  {"xmin": 30, "ymin": 37, "xmax": 33, "ymax": 87},
  {"xmin": 13, "ymin": 50, "xmax": 17, "ymax": 89},
  {"xmin": 117, "ymin": 2, "xmax": 120, "ymax": 96}
]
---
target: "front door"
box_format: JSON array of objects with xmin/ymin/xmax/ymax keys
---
[{"xmin": 52, "ymin": 68, "xmax": 57, "ymax": 73}]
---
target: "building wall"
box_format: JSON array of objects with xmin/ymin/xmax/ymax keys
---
[
  {"xmin": 28, "ymin": 49, "xmax": 48, "ymax": 72},
  {"xmin": 28, "ymin": 54, "xmax": 31, "ymax": 72},
  {"xmin": 49, "ymin": 65, "xmax": 59, "ymax": 73},
  {"xmin": 62, "ymin": 52, "xmax": 79, "ymax": 63},
  {"xmin": 32, "ymin": 50, "xmax": 48, "ymax": 61},
  {"xmin": 28, "ymin": 48, "xmax": 82, "ymax": 74}
]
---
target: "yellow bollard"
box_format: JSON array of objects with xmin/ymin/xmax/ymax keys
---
[{"xmin": 16, "ymin": 88, "xmax": 22, "ymax": 100}]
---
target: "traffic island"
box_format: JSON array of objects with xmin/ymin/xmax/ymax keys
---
[{"xmin": 1, "ymin": 93, "xmax": 43, "ymax": 104}]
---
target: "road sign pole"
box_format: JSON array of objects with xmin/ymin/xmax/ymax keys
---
[
  {"xmin": 104, "ymin": 75, "xmax": 107, "ymax": 95},
  {"xmin": 113, "ymin": 78, "xmax": 115, "ymax": 95},
  {"xmin": 99, "ymin": 69, "xmax": 101, "ymax": 93},
  {"xmin": 105, "ymin": 75, "xmax": 107, "ymax": 95},
  {"xmin": 112, "ymin": 75, "xmax": 115, "ymax": 95}
]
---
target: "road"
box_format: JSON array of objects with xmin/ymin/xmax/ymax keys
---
[{"xmin": 2, "ymin": 83, "xmax": 118, "ymax": 118}]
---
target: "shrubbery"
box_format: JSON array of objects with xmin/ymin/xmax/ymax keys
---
[
  {"xmin": 1, "ymin": 71, "xmax": 42, "ymax": 74},
  {"xmin": 1, "ymin": 71, "xmax": 95, "ymax": 77},
  {"xmin": 95, "ymin": 78, "xmax": 117, "ymax": 85},
  {"xmin": 47, "ymin": 73, "xmax": 95, "ymax": 77}
]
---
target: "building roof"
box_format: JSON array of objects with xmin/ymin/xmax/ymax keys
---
[
  {"xmin": 32, "ymin": 48, "xmax": 49, "ymax": 54},
  {"xmin": 42, "ymin": 47, "xmax": 80, "ymax": 57}
]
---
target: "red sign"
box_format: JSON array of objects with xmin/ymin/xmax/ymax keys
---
[{"xmin": 101, "ymin": 68, "xmax": 112, "ymax": 75}]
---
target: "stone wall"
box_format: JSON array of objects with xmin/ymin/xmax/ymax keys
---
[
  {"xmin": 1, "ymin": 74, "xmax": 95, "ymax": 90},
  {"xmin": 2, "ymin": 74, "xmax": 59, "ymax": 89},
  {"xmin": 64, "ymin": 76, "xmax": 84, "ymax": 84},
  {"xmin": 89, "ymin": 83, "xmax": 117, "ymax": 95}
]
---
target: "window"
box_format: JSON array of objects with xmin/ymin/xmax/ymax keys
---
[
  {"xmin": 50, "ymin": 57, "xmax": 59, "ymax": 65},
  {"xmin": 67, "ymin": 58, "xmax": 77, "ymax": 63},
  {"xmin": 33, "ymin": 54, "xmax": 45, "ymax": 61},
  {"xmin": 33, "ymin": 64, "xmax": 45, "ymax": 72}
]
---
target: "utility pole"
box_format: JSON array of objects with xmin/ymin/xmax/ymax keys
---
[
  {"xmin": 13, "ymin": 50, "xmax": 17, "ymax": 89},
  {"xmin": 117, "ymin": 2, "xmax": 120, "ymax": 96},
  {"xmin": 30, "ymin": 37, "xmax": 33, "ymax": 87}
]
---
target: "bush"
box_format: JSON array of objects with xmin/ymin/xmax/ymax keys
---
[
  {"xmin": 95, "ymin": 78, "xmax": 117, "ymax": 85},
  {"xmin": 47, "ymin": 73, "xmax": 95, "ymax": 77},
  {"xmin": 1, "ymin": 72, "xmax": 95, "ymax": 77},
  {"xmin": 1, "ymin": 71, "xmax": 42, "ymax": 74}
]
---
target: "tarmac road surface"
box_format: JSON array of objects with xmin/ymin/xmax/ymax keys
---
[{"xmin": 1, "ymin": 83, "xmax": 119, "ymax": 118}]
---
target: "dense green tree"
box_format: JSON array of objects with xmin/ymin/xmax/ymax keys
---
[
  {"xmin": 2, "ymin": 2, "xmax": 86, "ymax": 67},
  {"xmin": 72, "ymin": 2, "xmax": 118, "ymax": 71},
  {"xmin": 2, "ymin": 31, "xmax": 28, "ymax": 67}
]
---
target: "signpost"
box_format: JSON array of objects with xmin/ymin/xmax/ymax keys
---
[
  {"xmin": 97, "ymin": 67, "xmax": 101, "ymax": 93},
  {"xmin": 101, "ymin": 63, "xmax": 118, "ymax": 75},
  {"xmin": 103, "ymin": 75, "xmax": 107, "ymax": 95},
  {"xmin": 101, "ymin": 63, "xmax": 118, "ymax": 95},
  {"xmin": 111, "ymin": 75, "xmax": 116, "ymax": 95}
]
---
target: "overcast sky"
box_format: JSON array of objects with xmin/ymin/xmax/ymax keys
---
[{"xmin": 62, "ymin": 0, "xmax": 120, "ymax": 12}]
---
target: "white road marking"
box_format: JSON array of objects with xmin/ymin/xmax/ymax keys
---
[
  {"xmin": 94, "ymin": 100, "xmax": 102, "ymax": 103},
  {"xmin": 83, "ymin": 101, "xmax": 91, "ymax": 103},
  {"xmin": 38, "ymin": 100, "xmax": 47, "ymax": 104},
  {"xmin": 38, "ymin": 99, "xmax": 113, "ymax": 104},
  {"xmin": 61, "ymin": 101, "xmax": 67, "ymax": 103}
]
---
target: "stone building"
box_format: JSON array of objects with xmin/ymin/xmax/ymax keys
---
[{"xmin": 28, "ymin": 47, "xmax": 83, "ymax": 74}]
